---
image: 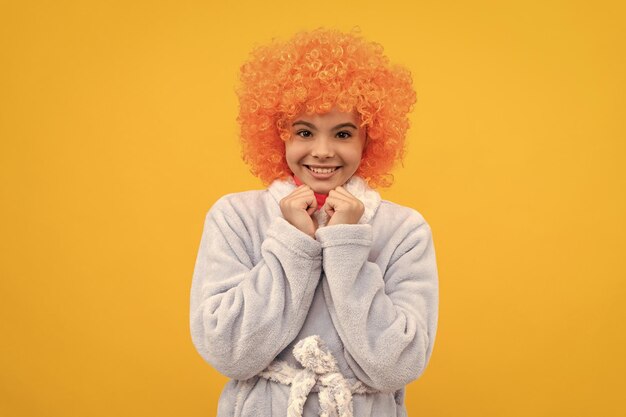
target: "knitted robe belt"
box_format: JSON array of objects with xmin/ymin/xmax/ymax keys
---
[{"xmin": 255, "ymin": 335, "xmax": 379, "ymax": 417}]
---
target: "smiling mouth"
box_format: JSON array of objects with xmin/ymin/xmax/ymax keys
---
[{"xmin": 305, "ymin": 165, "xmax": 340, "ymax": 174}]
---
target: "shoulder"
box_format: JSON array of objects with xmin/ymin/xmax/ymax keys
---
[
  {"xmin": 205, "ymin": 189, "xmax": 271, "ymax": 221},
  {"xmin": 376, "ymin": 199, "xmax": 429, "ymax": 229},
  {"xmin": 373, "ymin": 199, "xmax": 434, "ymax": 248},
  {"xmin": 209, "ymin": 178, "xmax": 295, "ymax": 215},
  {"xmin": 373, "ymin": 200, "xmax": 435, "ymax": 262}
]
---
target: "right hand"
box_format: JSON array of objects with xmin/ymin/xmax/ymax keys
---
[{"xmin": 279, "ymin": 185, "xmax": 318, "ymax": 238}]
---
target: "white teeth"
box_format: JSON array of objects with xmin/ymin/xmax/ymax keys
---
[{"xmin": 308, "ymin": 166, "xmax": 337, "ymax": 174}]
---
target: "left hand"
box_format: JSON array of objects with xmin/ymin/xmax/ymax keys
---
[{"xmin": 323, "ymin": 186, "xmax": 365, "ymax": 226}]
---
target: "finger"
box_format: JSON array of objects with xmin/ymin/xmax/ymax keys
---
[
  {"xmin": 285, "ymin": 187, "xmax": 315, "ymax": 205},
  {"xmin": 300, "ymin": 192, "xmax": 318, "ymax": 212},
  {"xmin": 298, "ymin": 196, "xmax": 317, "ymax": 212},
  {"xmin": 324, "ymin": 203, "xmax": 335, "ymax": 218},
  {"xmin": 284, "ymin": 194, "xmax": 316, "ymax": 213},
  {"xmin": 329, "ymin": 190, "xmax": 364, "ymax": 211},
  {"xmin": 328, "ymin": 188, "xmax": 353, "ymax": 200},
  {"xmin": 287, "ymin": 185, "xmax": 313, "ymax": 198},
  {"xmin": 324, "ymin": 195, "xmax": 345, "ymax": 209}
]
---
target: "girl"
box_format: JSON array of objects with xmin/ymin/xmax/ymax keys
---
[{"xmin": 190, "ymin": 28, "xmax": 439, "ymax": 417}]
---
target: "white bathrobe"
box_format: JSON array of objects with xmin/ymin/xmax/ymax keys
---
[{"xmin": 189, "ymin": 175, "xmax": 439, "ymax": 416}]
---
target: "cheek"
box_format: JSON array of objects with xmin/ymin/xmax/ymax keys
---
[
  {"xmin": 349, "ymin": 146, "xmax": 365, "ymax": 165},
  {"xmin": 284, "ymin": 142, "xmax": 301, "ymax": 166}
]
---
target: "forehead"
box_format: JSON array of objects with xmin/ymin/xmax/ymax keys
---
[{"xmin": 292, "ymin": 107, "xmax": 361, "ymax": 126}]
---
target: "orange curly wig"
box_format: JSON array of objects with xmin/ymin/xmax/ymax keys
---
[{"xmin": 236, "ymin": 28, "xmax": 417, "ymax": 188}]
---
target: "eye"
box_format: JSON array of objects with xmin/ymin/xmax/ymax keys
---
[
  {"xmin": 336, "ymin": 131, "xmax": 352, "ymax": 139},
  {"xmin": 296, "ymin": 129, "xmax": 312, "ymax": 138}
]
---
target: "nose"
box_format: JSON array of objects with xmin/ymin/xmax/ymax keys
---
[{"xmin": 310, "ymin": 135, "xmax": 334, "ymax": 159}]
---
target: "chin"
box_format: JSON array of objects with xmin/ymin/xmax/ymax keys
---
[
  {"xmin": 312, "ymin": 180, "xmax": 345, "ymax": 194},
  {"xmin": 312, "ymin": 186, "xmax": 332, "ymax": 194}
]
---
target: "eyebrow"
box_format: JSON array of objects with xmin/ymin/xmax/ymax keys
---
[{"xmin": 291, "ymin": 121, "xmax": 358, "ymax": 130}]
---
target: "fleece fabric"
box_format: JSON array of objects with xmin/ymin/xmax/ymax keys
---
[{"xmin": 189, "ymin": 175, "xmax": 439, "ymax": 417}]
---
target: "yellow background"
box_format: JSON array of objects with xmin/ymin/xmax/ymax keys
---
[{"xmin": 1, "ymin": 0, "xmax": 624, "ymax": 416}]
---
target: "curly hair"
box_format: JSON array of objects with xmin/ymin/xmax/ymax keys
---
[{"xmin": 236, "ymin": 28, "xmax": 416, "ymax": 188}]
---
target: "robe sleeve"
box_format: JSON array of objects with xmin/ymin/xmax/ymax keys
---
[
  {"xmin": 314, "ymin": 210, "xmax": 439, "ymax": 392},
  {"xmin": 190, "ymin": 196, "xmax": 323, "ymax": 380}
]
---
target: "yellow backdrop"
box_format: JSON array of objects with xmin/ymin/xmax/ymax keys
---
[{"xmin": 1, "ymin": 0, "xmax": 624, "ymax": 416}]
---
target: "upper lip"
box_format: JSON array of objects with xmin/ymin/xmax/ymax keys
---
[{"xmin": 305, "ymin": 165, "xmax": 340, "ymax": 168}]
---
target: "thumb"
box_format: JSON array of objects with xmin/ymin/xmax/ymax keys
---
[
  {"xmin": 306, "ymin": 197, "xmax": 318, "ymax": 215},
  {"xmin": 323, "ymin": 203, "xmax": 335, "ymax": 218}
]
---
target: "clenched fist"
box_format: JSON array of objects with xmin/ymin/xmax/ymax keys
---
[
  {"xmin": 279, "ymin": 185, "xmax": 319, "ymax": 239},
  {"xmin": 323, "ymin": 186, "xmax": 365, "ymax": 226}
]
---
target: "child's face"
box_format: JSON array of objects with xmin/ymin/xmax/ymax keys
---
[{"xmin": 285, "ymin": 107, "xmax": 366, "ymax": 195}]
